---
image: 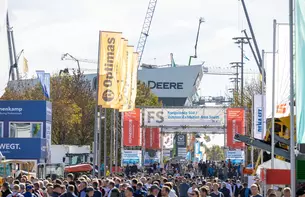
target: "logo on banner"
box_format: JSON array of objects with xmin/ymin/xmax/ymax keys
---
[
  {"xmin": 257, "ymin": 108, "xmax": 263, "ymax": 133},
  {"xmin": 0, "ymin": 107, "xmax": 23, "ymax": 115},
  {"xmin": 0, "ymin": 143, "xmax": 21, "ymax": 150}
]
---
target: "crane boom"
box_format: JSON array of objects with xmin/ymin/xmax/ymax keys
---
[{"xmin": 136, "ymin": 0, "xmax": 158, "ymax": 68}]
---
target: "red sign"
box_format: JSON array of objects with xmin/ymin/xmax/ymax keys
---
[
  {"xmin": 143, "ymin": 128, "xmax": 160, "ymax": 149},
  {"xmin": 226, "ymin": 108, "xmax": 245, "ymax": 149},
  {"xmin": 123, "ymin": 108, "xmax": 141, "ymax": 146}
]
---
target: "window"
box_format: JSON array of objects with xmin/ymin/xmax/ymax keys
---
[
  {"xmin": 0, "ymin": 122, "xmax": 3, "ymax": 137},
  {"xmin": 9, "ymin": 122, "xmax": 43, "ymax": 138}
]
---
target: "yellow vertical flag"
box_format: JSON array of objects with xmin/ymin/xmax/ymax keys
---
[
  {"xmin": 23, "ymin": 57, "xmax": 28, "ymax": 73},
  {"xmin": 97, "ymin": 31, "xmax": 122, "ymax": 107},
  {"xmin": 118, "ymin": 39, "xmax": 128, "ymax": 106},
  {"xmin": 119, "ymin": 46, "xmax": 134, "ymax": 112},
  {"xmin": 129, "ymin": 52, "xmax": 139, "ymax": 110}
]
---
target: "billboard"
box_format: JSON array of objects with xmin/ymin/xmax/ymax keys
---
[
  {"xmin": 144, "ymin": 151, "xmax": 160, "ymax": 165},
  {"xmin": 122, "ymin": 150, "xmax": 142, "ymax": 165},
  {"xmin": 226, "ymin": 108, "xmax": 245, "ymax": 149},
  {"xmin": 0, "ymin": 138, "xmax": 47, "ymax": 159},
  {"xmin": 138, "ymin": 65, "xmax": 202, "ymax": 98},
  {"xmin": 143, "ymin": 107, "xmax": 225, "ymax": 127},
  {"xmin": 253, "ymin": 94, "xmax": 266, "ymax": 140},
  {"xmin": 0, "ymin": 101, "xmax": 52, "ymax": 121},
  {"xmin": 123, "ymin": 108, "xmax": 141, "ymax": 146},
  {"xmin": 143, "ymin": 128, "xmax": 160, "ymax": 150}
]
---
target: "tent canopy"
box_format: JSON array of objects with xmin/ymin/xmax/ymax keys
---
[{"xmin": 256, "ymin": 158, "xmax": 290, "ymax": 176}]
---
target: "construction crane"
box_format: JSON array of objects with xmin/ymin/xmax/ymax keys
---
[
  {"xmin": 136, "ymin": 0, "xmax": 158, "ymax": 68},
  {"xmin": 188, "ymin": 17, "xmax": 205, "ymax": 66}
]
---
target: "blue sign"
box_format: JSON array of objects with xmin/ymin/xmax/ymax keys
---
[
  {"xmin": 0, "ymin": 138, "xmax": 46, "ymax": 159},
  {"xmin": 0, "ymin": 101, "xmax": 52, "ymax": 121}
]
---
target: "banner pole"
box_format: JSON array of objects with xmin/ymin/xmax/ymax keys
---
[
  {"xmin": 271, "ymin": 19, "xmax": 277, "ymax": 169},
  {"xmin": 261, "ymin": 50, "xmax": 265, "ymax": 165},
  {"xmin": 115, "ymin": 110, "xmax": 119, "ymax": 173},
  {"xmin": 110, "ymin": 109, "xmax": 114, "ymax": 174},
  {"xmin": 289, "ymin": 0, "xmax": 295, "ymax": 193},
  {"xmin": 93, "ymin": 104, "xmax": 98, "ymax": 177},
  {"xmin": 97, "ymin": 107, "xmax": 102, "ymax": 177},
  {"xmin": 103, "ymin": 108, "xmax": 107, "ymax": 177}
]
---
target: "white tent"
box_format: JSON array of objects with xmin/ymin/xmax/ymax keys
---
[{"xmin": 256, "ymin": 158, "xmax": 290, "ymax": 177}]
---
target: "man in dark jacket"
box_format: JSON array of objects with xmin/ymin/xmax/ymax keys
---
[
  {"xmin": 92, "ymin": 181, "xmax": 102, "ymax": 197},
  {"xmin": 219, "ymin": 183, "xmax": 230, "ymax": 197},
  {"xmin": 60, "ymin": 185, "xmax": 77, "ymax": 197},
  {"xmin": 1, "ymin": 183, "xmax": 12, "ymax": 197}
]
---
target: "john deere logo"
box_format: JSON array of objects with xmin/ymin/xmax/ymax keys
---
[{"xmin": 102, "ymin": 89, "xmax": 115, "ymax": 102}]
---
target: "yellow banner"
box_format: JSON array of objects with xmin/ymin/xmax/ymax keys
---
[
  {"xmin": 119, "ymin": 46, "xmax": 134, "ymax": 112},
  {"xmin": 118, "ymin": 39, "xmax": 129, "ymax": 106},
  {"xmin": 97, "ymin": 31, "xmax": 122, "ymax": 107},
  {"xmin": 129, "ymin": 52, "xmax": 139, "ymax": 110}
]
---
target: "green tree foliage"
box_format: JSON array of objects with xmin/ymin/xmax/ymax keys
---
[
  {"xmin": 206, "ymin": 145, "xmax": 225, "ymax": 161},
  {"xmin": 1, "ymin": 74, "xmax": 162, "ymax": 154}
]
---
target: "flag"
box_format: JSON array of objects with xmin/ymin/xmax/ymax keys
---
[
  {"xmin": 36, "ymin": 70, "xmax": 47, "ymax": 98},
  {"xmin": 119, "ymin": 39, "xmax": 128, "ymax": 106},
  {"xmin": 170, "ymin": 53, "xmax": 176, "ymax": 67},
  {"xmin": 296, "ymin": 0, "xmax": 305, "ymax": 143},
  {"xmin": 129, "ymin": 53, "xmax": 139, "ymax": 110},
  {"xmin": 238, "ymin": 46, "xmax": 250, "ymax": 61},
  {"xmin": 119, "ymin": 46, "xmax": 134, "ymax": 112},
  {"xmin": 97, "ymin": 31, "xmax": 122, "ymax": 108},
  {"xmin": 23, "ymin": 57, "xmax": 28, "ymax": 73},
  {"xmin": 44, "ymin": 73, "xmax": 50, "ymax": 99}
]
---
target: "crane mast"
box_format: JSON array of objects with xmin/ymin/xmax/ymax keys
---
[{"xmin": 136, "ymin": 0, "xmax": 158, "ymax": 69}]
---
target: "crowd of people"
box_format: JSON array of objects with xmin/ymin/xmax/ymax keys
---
[{"xmin": 0, "ymin": 168, "xmax": 301, "ymax": 197}]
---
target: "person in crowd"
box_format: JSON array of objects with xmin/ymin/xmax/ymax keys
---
[
  {"xmin": 249, "ymin": 184, "xmax": 262, "ymax": 197},
  {"xmin": 161, "ymin": 187, "xmax": 170, "ymax": 197},
  {"xmin": 124, "ymin": 187, "xmax": 134, "ymax": 197},
  {"xmin": 179, "ymin": 178, "xmax": 189, "ymax": 197},
  {"xmin": 199, "ymin": 186, "xmax": 210, "ymax": 197},
  {"xmin": 7, "ymin": 184, "xmax": 24, "ymax": 197},
  {"xmin": 219, "ymin": 183, "xmax": 230, "ymax": 197},
  {"xmin": 92, "ymin": 181, "xmax": 102, "ymax": 197},
  {"xmin": 107, "ymin": 181, "xmax": 116, "ymax": 197},
  {"xmin": 2, "ymin": 182, "xmax": 12, "ymax": 197},
  {"xmin": 282, "ymin": 187, "xmax": 291, "ymax": 197},
  {"xmin": 60, "ymin": 185, "xmax": 77, "ymax": 197},
  {"xmin": 238, "ymin": 183, "xmax": 251, "ymax": 197},
  {"xmin": 86, "ymin": 187, "xmax": 95, "ymax": 197},
  {"xmin": 23, "ymin": 185, "xmax": 35, "ymax": 197},
  {"xmin": 52, "ymin": 185, "xmax": 62, "ymax": 197},
  {"xmin": 79, "ymin": 182, "xmax": 88, "ymax": 197},
  {"xmin": 147, "ymin": 185, "xmax": 160, "ymax": 197},
  {"xmin": 209, "ymin": 183, "xmax": 223, "ymax": 197},
  {"xmin": 187, "ymin": 183, "xmax": 197, "ymax": 197}
]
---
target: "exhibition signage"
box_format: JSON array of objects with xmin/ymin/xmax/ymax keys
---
[
  {"xmin": 253, "ymin": 94, "xmax": 266, "ymax": 140},
  {"xmin": 226, "ymin": 108, "xmax": 245, "ymax": 149},
  {"xmin": 123, "ymin": 108, "xmax": 141, "ymax": 146},
  {"xmin": 122, "ymin": 150, "xmax": 141, "ymax": 165},
  {"xmin": 143, "ymin": 107, "xmax": 225, "ymax": 127}
]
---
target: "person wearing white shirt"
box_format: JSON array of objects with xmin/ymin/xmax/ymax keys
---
[
  {"xmin": 107, "ymin": 181, "xmax": 115, "ymax": 197},
  {"xmin": 187, "ymin": 183, "xmax": 197, "ymax": 197}
]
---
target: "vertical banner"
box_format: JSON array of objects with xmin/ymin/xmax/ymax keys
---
[
  {"xmin": 143, "ymin": 128, "xmax": 160, "ymax": 149},
  {"xmin": 44, "ymin": 73, "xmax": 51, "ymax": 99},
  {"xmin": 97, "ymin": 31, "xmax": 122, "ymax": 108},
  {"xmin": 119, "ymin": 40, "xmax": 128, "ymax": 105},
  {"xmin": 120, "ymin": 46, "xmax": 134, "ymax": 112},
  {"xmin": 36, "ymin": 70, "xmax": 48, "ymax": 98},
  {"xmin": 296, "ymin": 0, "xmax": 305, "ymax": 143},
  {"xmin": 176, "ymin": 134, "xmax": 187, "ymax": 157},
  {"xmin": 226, "ymin": 108, "xmax": 245, "ymax": 149},
  {"xmin": 129, "ymin": 53, "xmax": 139, "ymax": 109},
  {"xmin": 253, "ymin": 94, "xmax": 266, "ymax": 140},
  {"xmin": 123, "ymin": 108, "xmax": 141, "ymax": 146}
]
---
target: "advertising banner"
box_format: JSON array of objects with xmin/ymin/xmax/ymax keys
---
[
  {"xmin": 143, "ymin": 107, "xmax": 225, "ymax": 127},
  {"xmin": 123, "ymin": 108, "xmax": 141, "ymax": 146},
  {"xmin": 129, "ymin": 53, "xmax": 139, "ymax": 110},
  {"xmin": 163, "ymin": 134, "xmax": 174, "ymax": 149},
  {"xmin": 226, "ymin": 108, "xmax": 245, "ymax": 149},
  {"xmin": 296, "ymin": 0, "xmax": 305, "ymax": 143},
  {"xmin": 97, "ymin": 31, "xmax": 122, "ymax": 108},
  {"xmin": 253, "ymin": 94, "xmax": 266, "ymax": 140},
  {"xmin": 226, "ymin": 150, "xmax": 245, "ymax": 159},
  {"xmin": 120, "ymin": 46, "xmax": 134, "ymax": 112},
  {"xmin": 144, "ymin": 151, "xmax": 160, "ymax": 165},
  {"xmin": 143, "ymin": 128, "xmax": 160, "ymax": 149},
  {"xmin": 0, "ymin": 101, "xmax": 51, "ymax": 121},
  {"xmin": 122, "ymin": 150, "xmax": 141, "ymax": 165},
  {"xmin": 118, "ymin": 40, "xmax": 128, "ymax": 106},
  {"xmin": 0, "ymin": 138, "xmax": 47, "ymax": 159}
]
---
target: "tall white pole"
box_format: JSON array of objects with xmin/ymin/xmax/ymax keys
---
[
  {"xmin": 261, "ymin": 50, "xmax": 265, "ymax": 165},
  {"xmin": 271, "ymin": 19, "xmax": 277, "ymax": 169},
  {"xmin": 251, "ymin": 97, "xmax": 254, "ymax": 168},
  {"xmin": 289, "ymin": 0, "xmax": 296, "ymax": 194}
]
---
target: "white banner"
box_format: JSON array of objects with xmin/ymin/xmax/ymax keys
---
[
  {"xmin": 143, "ymin": 107, "xmax": 225, "ymax": 127},
  {"xmin": 122, "ymin": 150, "xmax": 142, "ymax": 165},
  {"xmin": 253, "ymin": 94, "xmax": 266, "ymax": 140},
  {"xmin": 226, "ymin": 150, "xmax": 244, "ymax": 159}
]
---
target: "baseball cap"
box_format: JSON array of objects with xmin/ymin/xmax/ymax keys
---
[{"xmin": 26, "ymin": 185, "xmax": 33, "ymax": 191}]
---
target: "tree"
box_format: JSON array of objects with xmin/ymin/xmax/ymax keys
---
[
  {"xmin": 206, "ymin": 145, "xmax": 225, "ymax": 161},
  {"xmin": 1, "ymin": 75, "xmax": 162, "ymax": 149},
  {"xmin": 1, "ymin": 73, "xmax": 96, "ymax": 145}
]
